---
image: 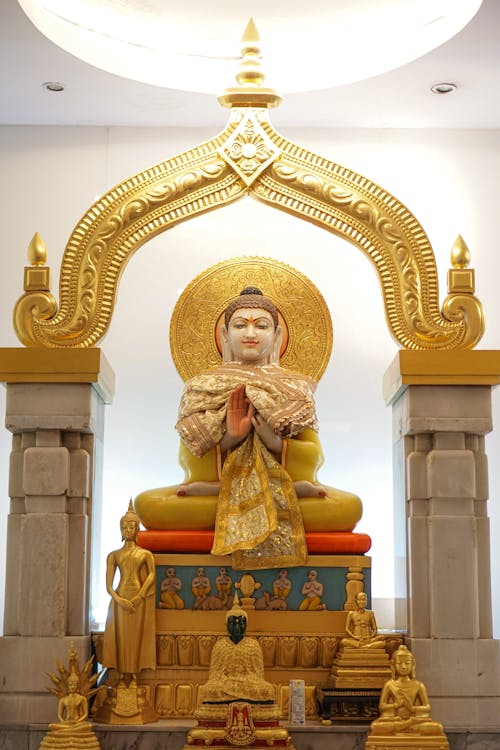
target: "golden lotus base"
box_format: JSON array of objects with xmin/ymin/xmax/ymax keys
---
[
  {"xmin": 94, "ymin": 685, "xmax": 158, "ymax": 725},
  {"xmin": 39, "ymin": 723, "xmax": 101, "ymax": 750},
  {"xmin": 185, "ymin": 702, "xmax": 293, "ymax": 748},
  {"xmin": 366, "ymin": 733, "xmax": 449, "ymax": 750}
]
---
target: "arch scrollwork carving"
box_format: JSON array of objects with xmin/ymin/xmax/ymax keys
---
[{"xmin": 13, "ymin": 108, "xmax": 484, "ymax": 350}]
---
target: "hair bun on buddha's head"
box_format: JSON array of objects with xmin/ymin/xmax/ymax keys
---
[
  {"xmin": 224, "ymin": 286, "xmax": 279, "ymax": 328},
  {"xmin": 240, "ymin": 286, "xmax": 263, "ymax": 296}
]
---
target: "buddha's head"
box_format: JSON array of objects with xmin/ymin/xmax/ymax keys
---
[
  {"xmin": 67, "ymin": 673, "xmax": 79, "ymax": 694},
  {"xmin": 120, "ymin": 500, "xmax": 140, "ymax": 542},
  {"xmin": 221, "ymin": 286, "xmax": 283, "ymax": 366},
  {"xmin": 392, "ymin": 645, "xmax": 416, "ymax": 679},
  {"xmin": 355, "ymin": 591, "xmax": 368, "ymax": 610},
  {"xmin": 226, "ymin": 593, "xmax": 248, "ymax": 644}
]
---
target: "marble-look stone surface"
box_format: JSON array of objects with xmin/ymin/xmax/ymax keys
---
[{"xmin": 1, "ymin": 723, "xmax": 500, "ymax": 750}]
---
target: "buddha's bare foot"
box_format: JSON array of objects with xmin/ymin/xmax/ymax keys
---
[
  {"xmin": 294, "ymin": 480, "xmax": 326, "ymax": 498},
  {"xmin": 177, "ymin": 481, "xmax": 221, "ymax": 496}
]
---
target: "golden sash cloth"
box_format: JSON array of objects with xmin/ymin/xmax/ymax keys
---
[{"xmin": 176, "ymin": 363, "xmax": 317, "ymax": 568}]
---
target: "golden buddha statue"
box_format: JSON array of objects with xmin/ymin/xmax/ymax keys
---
[
  {"xmin": 40, "ymin": 646, "xmax": 101, "ymax": 750},
  {"xmin": 368, "ymin": 646, "xmax": 446, "ymax": 738},
  {"xmin": 102, "ymin": 501, "xmax": 156, "ymax": 685},
  {"xmin": 185, "ymin": 594, "xmax": 292, "ymax": 750},
  {"xmin": 341, "ymin": 591, "xmax": 386, "ymax": 649},
  {"xmin": 96, "ymin": 502, "xmax": 158, "ymax": 724},
  {"xmin": 198, "ymin": 594, "xmax": 275, "ymax": 705},
  {"xmin": 135, "ymin": 261, "xmax": 362, "ymax": 569}
]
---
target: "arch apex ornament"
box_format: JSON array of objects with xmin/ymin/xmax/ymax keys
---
[
  {"xmin": 218, "ymin": 20, "xmax": 283, "ymax": 110},
  {"xmin": 12, "ymin": 34, "xmax": 484, "ymax": 351}
]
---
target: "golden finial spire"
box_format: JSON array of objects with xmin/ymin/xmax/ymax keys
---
[
  {"xmin": 27, "ymin": 232, "xmax": 47, "ymax": 266},
  {"xmin": 450, "ymin": 234, "xmax": 471, "ymax": 269},
  {"xmin": 447, "ymin": 234, "xmax": 475, "ymax": 295},
  {"xmin": 218, "ymin": 19, "xmax": 282, "ymax": 109}
]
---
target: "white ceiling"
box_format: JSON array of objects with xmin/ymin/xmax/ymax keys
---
[{"xmin": 1, "ymin": 0, "xmax": 499, "ymax": 130}]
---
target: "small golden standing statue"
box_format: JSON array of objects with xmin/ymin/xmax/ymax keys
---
[
  {"xmin": 184, "ymin": 594, "xmax": 294, "ymax": 749},
  {"xmin": 366, "ymin": 645, "xmax": 449, "ymax": 750},
  {"xmin": 39, "ymin": 642, "xmax": 101, "ymax": 750},
  {"xmin": 95, "ymin": 501, "xmax": 158, "ymax": 724}
]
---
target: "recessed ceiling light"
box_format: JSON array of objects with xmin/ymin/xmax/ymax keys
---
[
  {"xmin": 42, "ymin": 81, "xmax": 65, "ymax": 92},
  {"xmin": 431, "ymin": 82, "xmax": 457, "ymax": 94},
  {"xmin": 20, "ymin": 0, "xmax": 482, "ymax": 95}
]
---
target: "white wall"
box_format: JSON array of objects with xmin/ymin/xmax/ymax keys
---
[{"xmin": 1, "ymin": 125, "xmax": 499, "ymax": 632}]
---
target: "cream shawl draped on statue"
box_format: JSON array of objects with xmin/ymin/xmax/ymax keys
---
[{"xmin": 176, "ymin": 363, "xmax": 318, "ymax": 568}]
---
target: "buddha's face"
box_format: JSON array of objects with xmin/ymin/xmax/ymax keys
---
[
  {"xmin": 68, "ymin": 676, "xmax": 79, "ymax": 694},
  {"xmin": 356, "ymin": 592, "xmax": 368, "ymax": 610},
  {"xmin": 226, "ymin": 307, "xmax": 276, "ymax": 365},
  {"xmin": 227, "ymin": 614, "xmax": 247, "ymax": 644},
  {"xmin": 121, "ymin": 518, "xmax": 138, "ymax": 541},
  {"xmin": 394, "ymin": 650, "xmax": 413, "ymax": 677}
]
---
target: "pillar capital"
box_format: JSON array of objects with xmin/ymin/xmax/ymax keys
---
[{"xmin": 383, "ymin": 349, "xmax": 500, "ymax": 405}]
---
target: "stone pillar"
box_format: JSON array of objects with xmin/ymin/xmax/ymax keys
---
[
  {"xmin": 384, "ymin": 350, "xmax": 500, "ymax": 728},
  {"xmin": 0, "ymin": 348, "xmax": 114, "ymax": 723}
]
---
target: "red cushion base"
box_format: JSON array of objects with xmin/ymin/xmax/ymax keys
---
[{"xmin": 137, "ymin": 529, "xmax": 371, "ymax": 555}]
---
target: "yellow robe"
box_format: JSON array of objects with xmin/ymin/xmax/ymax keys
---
[
  {"xmin": 135, "ymin": 363, "xmax": 362, "ymax": 566},
  {"xmin": 198, "ymin": 636, "xmax": 275, "ymax": 704}
]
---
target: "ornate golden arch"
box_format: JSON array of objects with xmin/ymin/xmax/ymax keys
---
[{"xmin": 13, "ymin": 25, "xmax": 484, "ymax": 351}]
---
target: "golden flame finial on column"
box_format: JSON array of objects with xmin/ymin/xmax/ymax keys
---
[
  {"xmin": 27, "ymin": 232, "xmax": 47, "ymax": 266},
  {"xmin": 450, "ymin": 234, "xmax": 471, "ymax": 269},
  {"xmin": 447, "ymin": 234, "xmax": 475, "ymax": 294},
  {"xmin": 218, "ymin": 18, "xmax": 282, "ymax": 109}
]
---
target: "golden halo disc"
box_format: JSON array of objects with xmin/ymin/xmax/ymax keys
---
[{"xmin": 170, "ymin": 257, "xmax": 333, "ymax": 382}]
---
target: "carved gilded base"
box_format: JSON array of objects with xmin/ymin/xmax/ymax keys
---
[
  {"xmin": 317, "ymin": 686, "xmax": 381, "ymax": 723},
  {"xmin": 184, "ymin": 701, "xmax": 293, "ymax": 748},
  {"xmin": 329, "ymin": 649, "xmax": 392, "ymax": 689},
  {"xmin": 91, "ymin": 629, "xmax": 403, "ymax": 721},
  {"xmin": 94, "ymin": 685, "xmax": 158, "ymax": 725},
  {"xmin": 39, "ymin": 724, "xmax": 101, "ymax": 750},
  {"xmin": 366, "ymin": 733, "xmax": 449, "ymax": 750}
]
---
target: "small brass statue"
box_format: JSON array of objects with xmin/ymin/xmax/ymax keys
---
[
  {"xmin": 95, "ymin": 501, "xmax": 158, "ymax": 724},
  {"xmin": 39, "ymin": 643, "xmax": 101, "ymax": 750},
  {"xmin": 185, "ymin": 594, "xmax": 294, "ymax": 749},
  {"xmin": 366, "ymin": 645, "xmax": 449, "ymax": 750},
  {"xmin": 329, "ymin": 591, "xmax": 391, "ymax": 690},
  {"xmin": 342, "ymin": 592, "xmax": 386, "ymax": 649},
  {"xmin": 198, "ymin": 594, "xmax": 275, "ymax": 704}
]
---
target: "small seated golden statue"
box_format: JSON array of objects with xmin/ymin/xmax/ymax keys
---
[
  {"xmin": 136, "ymin": 263, "xmax": 362, "ymax": 568},
  {"xmin": 342, "ymin": 591, "xmax": 386, "ymax": 649},
  {"xmin": 329, "ymin": 591, "xmax": 391, "ymax": 689},
  {"xmin": 95, "ymin": 502, "xmax": 158, "ymax": 724},
  {"xmin": 366, "ymin": 646, "xmax": 449, "ymax": 750},
  {"xmin": 39, "ymin": 644, "xmax": 100, "ymax": 750},
  {"xmin": 185, "ymin": 594, "xmax": 293, "ymax": 749}
]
